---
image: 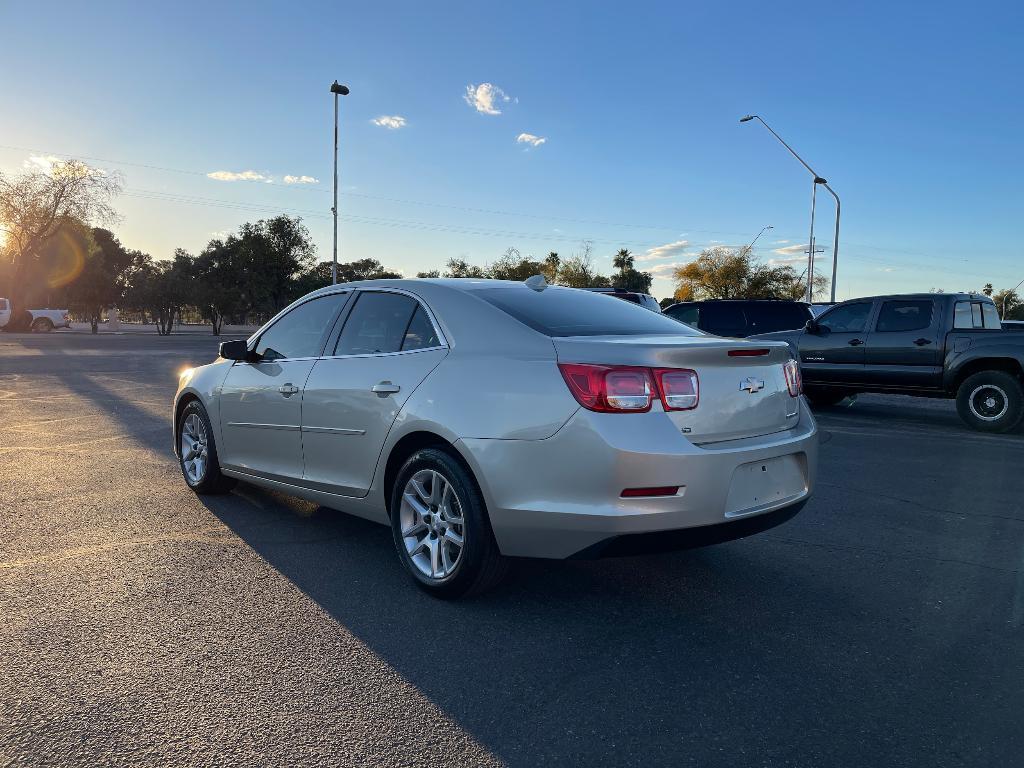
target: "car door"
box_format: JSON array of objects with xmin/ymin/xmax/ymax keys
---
[
  {"xmin": 217, "ymin": 292, "xmax": 349, "ymax": 481},
  {"xmin": 300, "ymin": 290, "xmax": 448, "ymax": 497},
  {"xmin": 863, "ymin": 298, "xmax": 944, "ymax": 389},
  {"xmin": 798, "ymin": 300, "xmax": 875, "ymax": 384}
]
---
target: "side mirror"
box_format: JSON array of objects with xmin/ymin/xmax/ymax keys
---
[
  {"xmin": 804, "ymin": 319, "xmax": 820, "ymax": 334},
  {"xmin": 219, "ymin": 339, "xmax": 251, "ymax": 361}
]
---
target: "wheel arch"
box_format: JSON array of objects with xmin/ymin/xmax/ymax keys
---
[
  {"xmin": 381, "ymin": 430, "xmax": 481, "ymax": 518},
  {"xmin": 950, "ymin": 357, "xmax": 1024, "ymax": 393},
  {"xmin": 173, "ymin": 392, "xmax": 202, "ymax": 457}
]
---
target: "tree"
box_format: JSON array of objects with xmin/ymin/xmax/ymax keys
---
[
  {"xmin": 612, "ymin": 249, "xmax": 634, "ymax": 275},
  {"xmin": 610, "ymin": 248, "xmax": 652, "ymax": 293},
  {"xmin": 416, "ymin": 270, "xmax": 441, "ymax": 278},
  {"xmin": 992, "ymin": 288, "xmax": 1023, "ymax": 320},
  {"xmin": 672, "ymin": 246, "xmax": 828, "ymax": 302},
  {"xmin": 124, "ymin": 252, "xmax": 192, "ymax": 335},
  {"xmin": 63, "ymin": 228, "xmax": 145, "ymax": 332},
  {"xmin": 541, "ymin": 252, "xmax": 560, "ymax": 283},
  {"xmin": 488, "ymin": 248, "xmax": 544, "ymax": 281},
  {"xmin": 555, "ymin": 241, "xmax": 610, "ymax": 288},
  {"xmin": 0, "ymin": 160, "xmax": 122, "ymax": 329},
  {"xmin": 444, "ymin": 258, "xmax": 487, "ymax": 278},
  {"xmin": 982, "ymin": 283, "xmax": 994, "ymax": 296}
]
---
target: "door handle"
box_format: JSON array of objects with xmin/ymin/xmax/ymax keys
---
[
  {"xmin": 371, "ymin": 381, "xmax": 401, "ymax": 396},
  {"xmin": 914, "ymin": 338, "xmax": 932, "ymax": 346},
  {"xmin": 278, "ymin": 383, "xmax": 300, "ymax": 397},
  {"xmin": 848, "ymin": 338, "xmax": 864, "ymax": 346}
]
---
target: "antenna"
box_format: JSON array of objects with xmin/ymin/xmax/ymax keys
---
[{"xmin": 525, "ymin": 275, "xmax": 548, "ymax": 292}]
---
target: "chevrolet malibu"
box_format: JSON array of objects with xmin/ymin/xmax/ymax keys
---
[{"xmin": 173, "ymin": 278, "xmax": 817, "ymax": 597}]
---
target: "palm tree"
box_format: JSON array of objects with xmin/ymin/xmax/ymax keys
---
[{"xmin": 613, "ymin": 248, "xmax": 634, "ymax": 276}]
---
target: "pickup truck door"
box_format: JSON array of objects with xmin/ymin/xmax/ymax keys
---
[
  {"xmin": 798, "ymin": 300, "xmax": 875, "ymax": 384},
  {"xmin": 862, "ymin": 297, "xmax": 944, "ymax": 389}
]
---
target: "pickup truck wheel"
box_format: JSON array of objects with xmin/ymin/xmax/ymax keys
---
[
  {"xmin": 31, "ymin": 317, "xmax": 54, "ymax": 332},
  {"xmin": 956, "ymin": 371, "xmax": 1024, "ymax": 433}
]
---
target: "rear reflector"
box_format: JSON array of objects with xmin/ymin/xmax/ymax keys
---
[
  {"xmin": 621, "ymin": 486, "xmax": 680, "ymax": 498},
  {"xmin": 728, "ymin": 348, "xmax": 771, "ymax": 357}
]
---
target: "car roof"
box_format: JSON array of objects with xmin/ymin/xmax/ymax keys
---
[{"xmin": 668, "ymin": 299, "xmax": 811, "ymax": 306}]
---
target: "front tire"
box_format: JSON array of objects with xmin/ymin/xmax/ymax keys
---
[
  {"xmin": 177, "ymin": 400, "xmax": 236, "ymax": 494},
  {"xmin": 390, "ymin": 448, "xmax": 508, "ymax": 598},
  {"xmin": 955, "ymin": 371, "xmax": 1024, "ymax": 433}
]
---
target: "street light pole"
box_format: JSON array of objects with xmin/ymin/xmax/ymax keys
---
[
  {"xmin": 1004, "ymin": 276, "xmax": 1024, "ymax": 319},
  {"xmin": 807, "ymin": 180, "xmax": 818, "ymax": 303},
  {"xmin": 740, "ymin": 114, "xmax": 842, "ymax": 302},
  {"xmin": 330, "ymin": 80, "xmax": 350, "ymax": 285}
]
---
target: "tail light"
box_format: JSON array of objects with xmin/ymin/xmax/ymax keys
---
[
  {"xmin": 558, "ymin": 364, "xmax": 654, "ymax": 412},
  {"xmin": 558, "ymin": 363, "xmax": 699, "ymax": 413},
  {"xmin": 653, "ymin": 368, "xmax": 699, "ymax": 411},
  {"xmin": 784, "ymin": 359, "xmax": 802, "ymax": 397}
]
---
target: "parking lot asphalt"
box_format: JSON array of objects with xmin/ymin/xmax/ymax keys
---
[{"xmin": 1, "ymin": 332, "xmax": 1022, "ymax": 767}]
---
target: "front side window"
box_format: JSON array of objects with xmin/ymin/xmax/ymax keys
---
[
  {"xmin": 876, "ymin": 300, "xmax": 933, "ymax": 333},
  {"xmin": 255, "ymin": 293, "xmax": 348, "ymax": 360},
  {"xmin": 818, "ymin": 302, "xmax": 872, "ymax": 334},
  {"xmin": 335, "ymin": 291, "xmax": 425, "ymax": 355}
]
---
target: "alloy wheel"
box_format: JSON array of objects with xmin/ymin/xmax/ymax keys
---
[
  {"xmin": 399, "ymin": 469, "xmax": 466, "ymax": 580},
  {"xmin": 969, "ymin": 384, "xmax": 1009, "ymax": 422},
  {"xmin": 180, "ymin": 413, "xmax": 209, "ymax": 484}
]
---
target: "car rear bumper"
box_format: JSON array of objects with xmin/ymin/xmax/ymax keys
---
[{"xmin": 457, "ymin": 398, "xmax": 817, "ymax": 559}]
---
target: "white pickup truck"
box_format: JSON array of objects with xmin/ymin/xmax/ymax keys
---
[{"xmin": 0, "ymin": 298, "xmax": 71, "ymax": 332}]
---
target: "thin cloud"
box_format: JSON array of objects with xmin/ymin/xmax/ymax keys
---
[
  {"xmin": 283, "ymin": 175, "xmax": 319, "ymax": 185},
  {"xmin": 207, "ymin": 170, "xmax": 268, "ymax": 182},
  {"xmin": 372, "ymin": 115, "xmax": 407, "ymax": 129},
  {"xmin": 773, "ymin": 243, "xmax": 830, "ymax": 256},
  {"xmin": 463, "ymin": 82, "xmax": 511, "ymax": 115},
  {"xmin": 648, "ymin": 262, "xmax": 683, "ymax": 277},
  {"xmin": 637, "ymin": 239, "xmax": 690, "ymax": 262},
  {"xmin": 516, "ymin": 133, "xmax": 547, "ymax": 147},
  {"xmin": 24, "ymin": 155, "xmax": 61, "ymax": 171}
]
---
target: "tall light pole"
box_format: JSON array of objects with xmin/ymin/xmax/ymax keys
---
[
  {"xmin": 1004, "ymin": 275, "xmax": 1024, "ymax": 319},
  {"xmin": 740, "ymin": 114, "xmax": 841, "ymax": 302},
  {"xmin": 741, "ymin": 225, "xmax": 774, "ymax": 257},
  {"xmin": 330, "ymin": 80, "xmax": 350, "ymax": 285}
]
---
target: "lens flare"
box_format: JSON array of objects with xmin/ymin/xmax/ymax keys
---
[{"xmin": 45, "ymin": 228, "xmax": 87, "ymax": 288}]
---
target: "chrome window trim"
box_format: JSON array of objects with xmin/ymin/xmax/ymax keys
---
[{"xmin": 246, "ymin": 287, "xmax": 354, "ymax": 347}]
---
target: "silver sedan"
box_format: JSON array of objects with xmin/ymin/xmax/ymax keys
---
[{"xmin": 173, "ymin": 278, "xmax": 817, "ymax": 597}]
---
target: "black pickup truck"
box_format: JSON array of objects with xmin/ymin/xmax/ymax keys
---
[{"xmin": 752, "ymin": 292, "xmax": 1024, "ymax": 432}]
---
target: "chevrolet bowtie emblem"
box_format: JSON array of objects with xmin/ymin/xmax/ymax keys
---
[{"xmin": 739, "ymin": 377, "xmax": 765, "ymax": 394}]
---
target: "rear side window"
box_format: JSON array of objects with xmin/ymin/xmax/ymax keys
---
[
  {"xmin": 401, "ymin": 306, "xmax": 440, "ymax": 351},
  {"xmin": 818, "ymin": 302, "xmax": 872, "ymax": 333},
  {"xmin": 954, "ymin": 300, "xmax": 1003, "ymax": 330},
  {"xmin": 699, "ymin": 303, "xmax": 748, "ymax": 337},
  {"xmin": 665, "ymin": 304, "xmax": 699, "ymax": 326},
  {"xmin": 876, "ymin": 300, "xmax": 933, "ymax": 332},
  {"xmin": 745, "ymin": 303, "xmax": 811, "ymax": 334},
  {"xmin": 476, "ymin": 286, "xmax": 699, "ymax": 337},
  {"xmin": 335, "ymin": 292, "xmax": 418, "ymax": 355}
]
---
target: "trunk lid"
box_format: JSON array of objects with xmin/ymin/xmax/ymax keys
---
[{"xmin": 552, "ymin": 333, "xmax": 798, "ymax": 443}]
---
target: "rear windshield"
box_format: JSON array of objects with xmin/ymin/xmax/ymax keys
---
[
  {"xmin": 745, "ymin": 302, "xmax": 811, "ymax": 334},
  {"xmin": 476, "ymin": 286, "xmax": 700, "ymax": 337}
]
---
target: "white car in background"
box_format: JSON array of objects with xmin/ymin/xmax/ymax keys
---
[{"xmin": 0, "ymin": 298, "xmax": 71, "ymax": 332}]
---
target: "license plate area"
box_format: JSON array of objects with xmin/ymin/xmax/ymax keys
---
[{"xmin": 724, "ymin": 454, "xmax": 807, "ymax": 518}]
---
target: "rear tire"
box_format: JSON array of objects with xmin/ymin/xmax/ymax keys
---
[
  {"xmin": 390, "ymin": 448, "xmax": 508, "ymax": 599},
  {"xmin": 31, "ymin": 317, "xmax": 54, "ymax": 333},
  {"xmin": 804, "ymin": 389, "xmax": 849, "ymax": 408},
  {"xmin": 955, "ymin": 371, "xmax": 1024, "ymax": 433},
  {"xmin": 177, "ymin": 400, "xmax": 236, "ymax": 494}
]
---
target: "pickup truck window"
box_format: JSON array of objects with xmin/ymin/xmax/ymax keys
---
[
  {"xmin": 876, "ymin": 300, "xmax": 933, "ymax": 332},
  {"xmin": 818, "ymin": 302, "xmax": 872, "ymax": 333},
  {"xmin": 954, "ymin": 300, "xmax": 1003, "ymax": 330}
]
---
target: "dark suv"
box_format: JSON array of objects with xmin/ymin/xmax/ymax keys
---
[
  {"xmin": 583, "ymin": 287, "xmax": 662, "ymax": 312},
  {"xmin": 663, "ymin": 299, "xmax": 813, "ymax": 337}
]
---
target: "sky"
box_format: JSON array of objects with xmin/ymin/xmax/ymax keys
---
[{"xmin": 1, "ymin": 0, "xmax": 1021, "ymax": 301}]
